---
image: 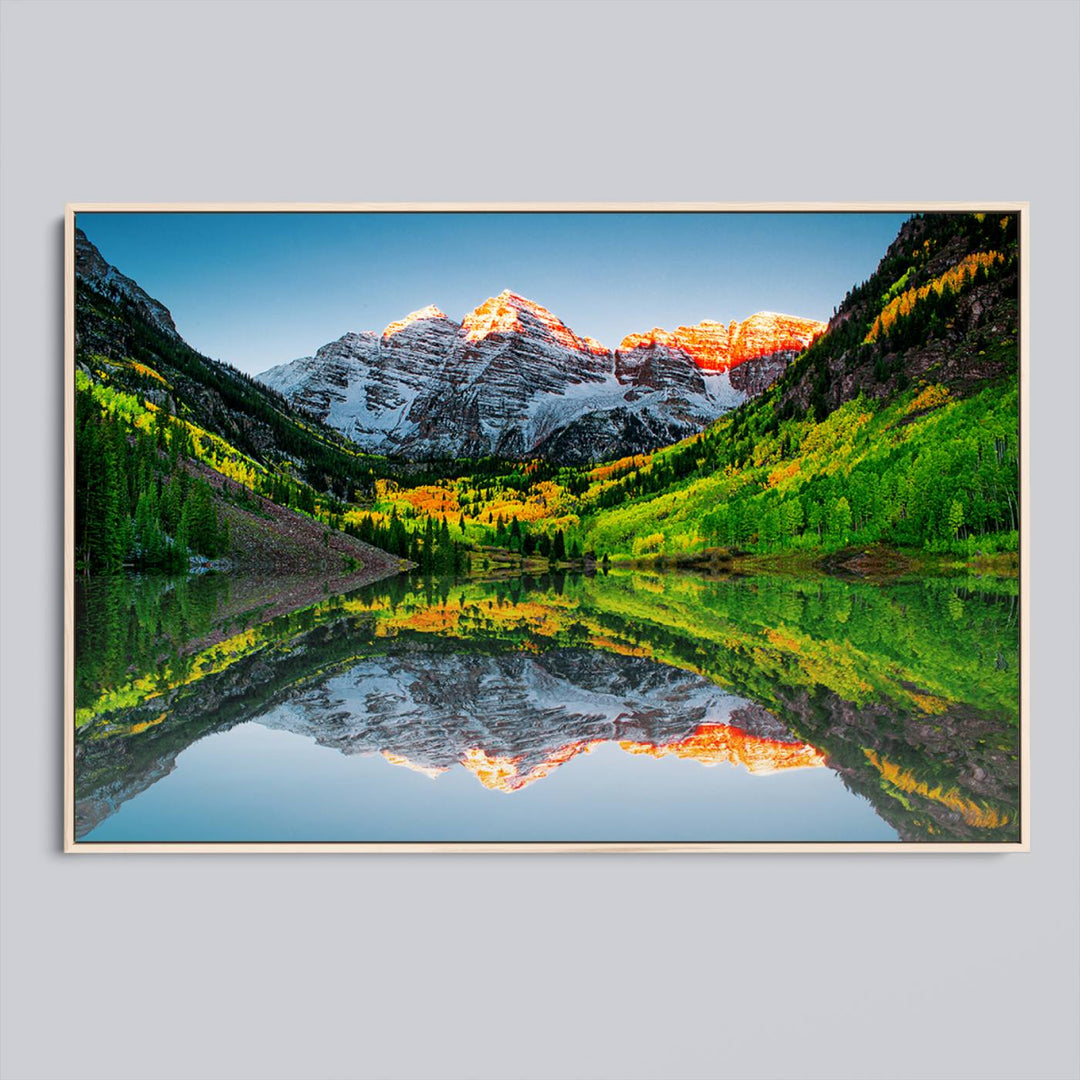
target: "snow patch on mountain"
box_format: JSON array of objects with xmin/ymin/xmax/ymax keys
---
[
  {"xmin": 257, "ymin": 294, "xmax": 815, "ymax": 462},
  {"xmin": 253, "ymin": 647, "xmax": 769, "ymax": 779}
]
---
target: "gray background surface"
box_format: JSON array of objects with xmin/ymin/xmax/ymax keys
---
[{"xmin": 1, "ymin": 2, "xmax": 1077, "ymax": 1078}]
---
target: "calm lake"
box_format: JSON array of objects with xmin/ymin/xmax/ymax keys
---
[{"xmin": 74, "ymin": 568, "xmax": 1021, "ymax": 844}]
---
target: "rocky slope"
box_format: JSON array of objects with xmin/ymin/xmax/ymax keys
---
[
  {"xmin": 259, "ymin": 293, "xmax": 824, "ymax": 464},
  {"xmin": 190, "ymin": 460, "xmax": 406, "ymax": 574},
  {"xmin": 765, "ymin": 212, "xmax": 1020, "ymax": 421},
  {"xmin": 75, "ymin": 227, "xmax": 180, "ymax": 340},
  {"xmin": 75, "ymin": 228, "xmax": 383, "ymax": 500}
]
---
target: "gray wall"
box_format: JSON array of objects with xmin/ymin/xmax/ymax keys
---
[{"xmin": 2, "ymin": 3, "xmax": 1077, "ymax": 1078}]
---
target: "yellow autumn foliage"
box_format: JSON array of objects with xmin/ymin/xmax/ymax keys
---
[
  {"xmin": 865, "ymin": 251, "xmax": 1004, "ymax": 343},
  {"xmin": 864, "ymin": 750, "xmax": 1009, "ymax": 828},
  {"xmin": 767, "ymin": 460, "xmax": 800, "ymax": 489},
  {"xmin": 905, "ymin": 384, "xmax": 951, "ymax": 415}
]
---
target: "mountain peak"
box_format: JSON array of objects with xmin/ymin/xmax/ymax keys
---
[
  {"xmin": 463, "ymin": 292, "xmax": 609, "ymax": 355},
  {"xmin": 75, "ymin": 228, "xmax": 180, "ymax": 340},
  {"xmin": 494, "ymin": 289, "xmax": 547, "ymax": 305},
  {"xmin": 619, "ymin": 311, "xmax": 825, "ymax": 372},
  {"xmin": 382, "ymin": 305, "xmax": 448, "ymax": 339}
]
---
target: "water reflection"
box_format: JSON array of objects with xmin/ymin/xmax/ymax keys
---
[
  {"xmin": 257, "ymin": 647, "xmax": 826, "ymax": 792},
  {"xmin": 74, "ymin": 569, "xmax": 1021, "ymax": 843}
]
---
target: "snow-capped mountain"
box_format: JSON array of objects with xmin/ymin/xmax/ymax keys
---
[
  {"xmin": 254, "ymin": 647, "xmax": 816, "ymax": 791},
  {"xmin": 259, "ymin": 291, "xmax": 824, "ymax": 464}
]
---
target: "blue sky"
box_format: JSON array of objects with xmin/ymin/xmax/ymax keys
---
[{"xmin": 76, "ymin": 211, "xmax": 910, "ymax": 375}]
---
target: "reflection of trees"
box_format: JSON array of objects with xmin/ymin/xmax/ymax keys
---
[
  {"xmin": 75, "ymin": 574, "xmax": 232, "ymax": 713},
  {"xmin": 75, "ymin": 568, "xmax": 1021, "ymax": 842},
  {"xmin": 569, "ymin": 571, "xmax": 1021, "ymax": 842}
]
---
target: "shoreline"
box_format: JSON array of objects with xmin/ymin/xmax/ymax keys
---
[{"xmin": 589, "ymin": 544, "xmax": 1019, "ymax": 582}]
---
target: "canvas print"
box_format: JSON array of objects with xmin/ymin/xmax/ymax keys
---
[{"xmin": 67, "ymin": 206, "xmax": 1025, "ymax": 849}]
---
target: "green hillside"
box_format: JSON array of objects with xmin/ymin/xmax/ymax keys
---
[{"xmin": 575, "ymin": 211, "xmax": 1020, "ymax": 563}]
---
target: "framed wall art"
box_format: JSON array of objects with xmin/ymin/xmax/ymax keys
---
[{"xmin": 64, "ymin": 203, "xmax": 1029, "ymax": 852}]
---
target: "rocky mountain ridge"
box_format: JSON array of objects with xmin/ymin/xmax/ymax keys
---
[
  {"xmin": 75, "ymin": 227, "xmax": 180, "ymax": 340},
  {"xmin": 259, "ymin": 291, "xmax": 824, "ymax": 463},
  {"xmin": 619, "ymin": 311, "xmax": 823, "ymax": 371},
  {"xmin": 258, "ymin": 647, "xmax": 820, "ymax": 791},
  {"xmin": 74, "ymin": 228, "xmax": 386, "ymax": 502}
]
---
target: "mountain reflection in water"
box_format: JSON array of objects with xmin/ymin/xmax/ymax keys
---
[
  {"xmin": 256, "ymin": 647, "xmax": 826, "ymax": 794},
  {"xmin": 73, "ymin": 569, "xmax": 1020, "ymax": 843}
]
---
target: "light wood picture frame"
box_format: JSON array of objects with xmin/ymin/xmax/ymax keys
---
[{"xmin": 64, "ymin": 202, "xmax": 1029, "ymax": 853}]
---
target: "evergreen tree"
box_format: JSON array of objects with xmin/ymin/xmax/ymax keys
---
[{"xmin": 551, "ymin": 530, "xmax": 566, "ymax": 562}]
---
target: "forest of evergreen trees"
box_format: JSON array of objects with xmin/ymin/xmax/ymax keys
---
[
  {"xmin": 343, "ymin": 508, "xmax": 467, "ymax": 575},
  {"xmin": 75, "ymin": 383, "xmax": 230, "ymax": 572}
]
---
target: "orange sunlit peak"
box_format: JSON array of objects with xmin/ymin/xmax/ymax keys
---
[
  {"xmin": 381, "ymin": 751, "xmax": 449, "ymax": 780},
  {"xmin": 621, "ymin": 312, "xmax": 826, "ymax": 371},
  {"xmin": 462, "ymin": 291, "xmax": 610, "ymax": 354},
  {"xmin": 620, "ymin": 723, "xmax": 826, "ymax": 775},
  {"xmin": 382, "ymin": 305, "xmax": 447, "ymax": 338},
  {"xmin": 461, "ymin": 741, "xmax": 603, "ymax": 793},
  {"xmin": 617, "ymin": 327, "xmax": 681, "ymax": 351},
  {"xmin": 456, "ymin": 725, "xmax": 824, "ymax": 794},
  {"xmin": 462, "ymin": 293, "xmax": 525, "ymax": 341}
]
